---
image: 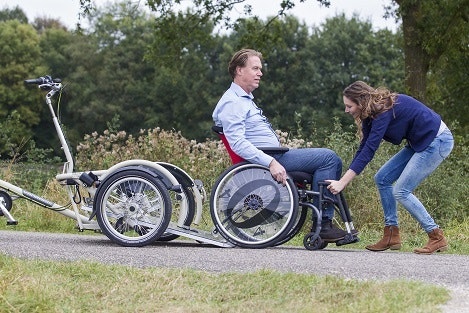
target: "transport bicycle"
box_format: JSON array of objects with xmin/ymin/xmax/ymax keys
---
[
  {"xmin": 0, "ymin": 76, "xmax": 358, "ymax": 251},
  {"xmin": 0, "ymin": 76, "xmax": 206, "ymax": 247}
]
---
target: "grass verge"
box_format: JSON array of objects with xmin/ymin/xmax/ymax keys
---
[{"xmin": 0, "ymin": 253, "xmax": 449, "ymax": 313}]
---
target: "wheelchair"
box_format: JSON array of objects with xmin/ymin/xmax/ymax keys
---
[{"xmin": 210, "ymin": 126, "xmax": 359, "ymax": 250}]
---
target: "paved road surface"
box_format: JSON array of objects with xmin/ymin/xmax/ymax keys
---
[{"xmin": 1, "ymin": 230, "xmax": 468, "ymax": 312}]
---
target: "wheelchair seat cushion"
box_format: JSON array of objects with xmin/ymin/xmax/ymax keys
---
[{"xmin": 288, "ymin": 171, "xmax": 312, "ymax": 184}]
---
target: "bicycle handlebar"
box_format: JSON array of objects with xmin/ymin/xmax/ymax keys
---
[{"xmin": 24, "ymin": 75, "xmax": 61, "ymax": 85}]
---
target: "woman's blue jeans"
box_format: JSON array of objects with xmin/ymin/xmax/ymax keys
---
[
  {"xmin": 374, "ymin": 129, "xmax": 454, "ymax": 232},
  {"xmin": 274, "ymin": 148, "xmax": 342, "ymax": 220}
]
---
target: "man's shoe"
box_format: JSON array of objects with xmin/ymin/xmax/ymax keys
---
[{"xmin": 319, "ymin": 220, "xmax": 347, "ymax": 242}]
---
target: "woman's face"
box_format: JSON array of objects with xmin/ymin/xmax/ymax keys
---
[{"xmin": 343, "ymin": 96, "xmax": 361, "ymax": 118}]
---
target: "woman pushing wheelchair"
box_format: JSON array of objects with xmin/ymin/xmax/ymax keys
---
[{"xmin": 326, "ymin": 81, "xmax": 454, "ymax": 254}]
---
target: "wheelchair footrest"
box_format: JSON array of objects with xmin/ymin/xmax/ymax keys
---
[{"xmin": 335, "ymin": 233, "xmax": 360, "ymax": 246}]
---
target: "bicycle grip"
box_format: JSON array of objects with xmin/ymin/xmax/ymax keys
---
[
  {"xmin": 24, "ymin": 76, "xmax": 61, "ymax": 85},
  {"xmin": 24, "ymin": 77, "xmax": 49, "ymax": 85}
]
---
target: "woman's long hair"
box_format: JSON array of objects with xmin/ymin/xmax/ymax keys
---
[{"xmin": 343, "ymin": 81, "xmax": 397, "ymax": 138}]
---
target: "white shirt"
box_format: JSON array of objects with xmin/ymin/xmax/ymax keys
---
[{"xmin": 212, "ymin": 82, "xmax": 280, "ymax": 167}]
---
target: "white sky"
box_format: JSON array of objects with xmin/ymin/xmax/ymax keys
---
[{"xmin": 0, "ymin": 0, "xmax": 399, "ymax": 32}]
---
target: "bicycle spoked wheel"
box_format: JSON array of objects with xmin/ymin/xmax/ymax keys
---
[
  {"xmin": 210, "ymin": 163, "xmax": 299, "ymax": 248},
  {"xmin": 95, "ymin": 169, "xmax": 172, "ymax": 247}
]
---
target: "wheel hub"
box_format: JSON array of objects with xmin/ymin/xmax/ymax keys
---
[{"xmin": 244, "ymin": 194, "xmax": 263, "ymax": 210}]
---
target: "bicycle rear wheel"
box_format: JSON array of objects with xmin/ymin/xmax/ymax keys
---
[{"xmin": 210, "ymin": 163, "xmax": 299, "ymax": 248}]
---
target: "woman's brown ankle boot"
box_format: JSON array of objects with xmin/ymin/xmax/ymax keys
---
[
  {"xmin": 366, "ymin": 225, "xmax": 401, "ymax": 251},
  {"xmin": 414, "ymin": 228, "xmax": 448, "ymax": 254}
]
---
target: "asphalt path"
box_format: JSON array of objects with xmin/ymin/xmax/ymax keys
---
[{"xmin": 1, "ymin": 230, "xmax": 468, "ymax": 312}]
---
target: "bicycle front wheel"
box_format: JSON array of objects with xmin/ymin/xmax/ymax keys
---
[{"xmin": 95, "ymin": 169, "xmax": 172, "ymax": 247}]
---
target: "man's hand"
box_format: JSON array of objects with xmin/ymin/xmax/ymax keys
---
[{"xmin": 269, "ymin": 159, "xmax": 287, "ymax": 185}]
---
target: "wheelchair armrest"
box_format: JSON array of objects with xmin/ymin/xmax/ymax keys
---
[
  {"xmin": 212, "ymin": 125, "xmax": 288, "ymax": 157},
  {"xmin": 258, "ymin": 147, "xmax": 289, "ymax": 155}
]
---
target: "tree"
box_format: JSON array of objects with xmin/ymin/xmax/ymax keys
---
[
  {"xmin": 78, "ymin": 0, "xmax": 467, "ymax": 127},
  {"xmin": 0, "ymin": 19, "xmax": 47, "ymax": 157},
  {"xmin": 33, "ymin": 17, "xmax": 68, "ymax": 33},
  {"xmin": 292, "ymin": 14, "xmax": 403, "ymax": 139},
  {"xmin": 66, "ymin": 2, "xmax": 406, "ymax": 143},
  {"xmin": 247, "ymin": 14, "xmax": 403, "ymax": 141},
  {"xmin": 392, "ymin": 0, "xmax": 468, "ymax": 101},
  {"xmin": 0, "ymin": 5, "xmax": 28, "ymax": 23},
  {"xmin": 59, "ymin": 1, "xmax": 158, "ymax": 146}
]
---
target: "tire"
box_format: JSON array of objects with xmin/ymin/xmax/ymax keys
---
[
  {"xmin": 95, "ymin": 169, "xmax": 172, "ymax": 247},
  {"xmin": 303, "ymin": 233, "xmax": 327, "ymax": 251},
  {"xmin": 0, "ymin": 190, "xmax": 12, "ymax": 215},
  {"xmin": 210, "ymin": 163, "xmax": 299, "ymax": 248},
  {"xmin": 273, "ymin": 206, "xmax": 308, "ymax": 246},
  {"xmin": 157, "ymin": 185, "xmax": 196, "ymax": 241}
]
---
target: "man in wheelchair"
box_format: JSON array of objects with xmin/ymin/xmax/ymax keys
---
[{"xmin": 212, "ymin": 48, "xmax": 348, "ymax": 243}]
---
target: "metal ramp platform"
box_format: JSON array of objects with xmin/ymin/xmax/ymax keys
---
[{"xmin": 165, "ymin": 223, "xmax": 235, "ymax": 248}]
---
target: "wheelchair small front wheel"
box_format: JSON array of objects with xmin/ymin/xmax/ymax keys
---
[{"xmin": 303, "ymin": 233, "xmax": 328, "ymax": 250}]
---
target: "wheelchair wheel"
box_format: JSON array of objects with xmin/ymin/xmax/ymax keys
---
[
  {"xmin": 210, "ymin": 163, "xmax": 299, "ymax": 248},
  {"xmin": 158, "ymin": 185, "xmax": 196, "ymax": 241},
  {"xmin": 95, "ymin": 169, "xmax": 172, "ymax": 247},
  {"xmin": 274, "ymin": 206, "xmax": 308, "ymax": 246},
  {"xmin": 303, "ymin": 232, "xmax": 328, "ymax": 250}
]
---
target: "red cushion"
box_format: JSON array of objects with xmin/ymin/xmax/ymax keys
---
[{"xmin": 217, "ymin": 133, "xmax": 245, "ymax": 164}]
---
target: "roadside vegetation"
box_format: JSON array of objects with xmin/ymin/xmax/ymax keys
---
[{"xmin": 0, "ymin": 253, "xmax": 450, "ymax": 313}]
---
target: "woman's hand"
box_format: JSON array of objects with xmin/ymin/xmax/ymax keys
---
[
  {"xmin": 325, "ymin": 180, "xmax": 346, "ymax": 195},
  {"xmin": 325, "ymin": 169, "xmax": 357, "ymax": 194}
]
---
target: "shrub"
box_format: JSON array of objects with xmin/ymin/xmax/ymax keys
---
[
  {"xmin": 74, "ymin": 122, "xmax": 468, "ymax": 233},
  {"xmin": 1, "ymin": 122, "xmax": 467, "ymax": 240}
]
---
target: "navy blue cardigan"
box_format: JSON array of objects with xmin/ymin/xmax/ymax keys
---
[{"xmin": 349, "ymin": 94, "xmax": 441, "ymax": 175}]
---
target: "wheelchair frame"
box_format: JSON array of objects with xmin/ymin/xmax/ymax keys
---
[{"xmin": 211, "ymin": 126, "xmax": 359, "ymax": 250}]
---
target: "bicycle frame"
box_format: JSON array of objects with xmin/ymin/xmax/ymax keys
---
[{"xmin": 0, "ymin": 80, "xmax": 99, "ymax": 229}]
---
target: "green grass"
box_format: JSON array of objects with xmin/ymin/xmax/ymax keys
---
[{"xmin": 0, "ymin": 253, "xmax": 450, "ymax": 313}]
